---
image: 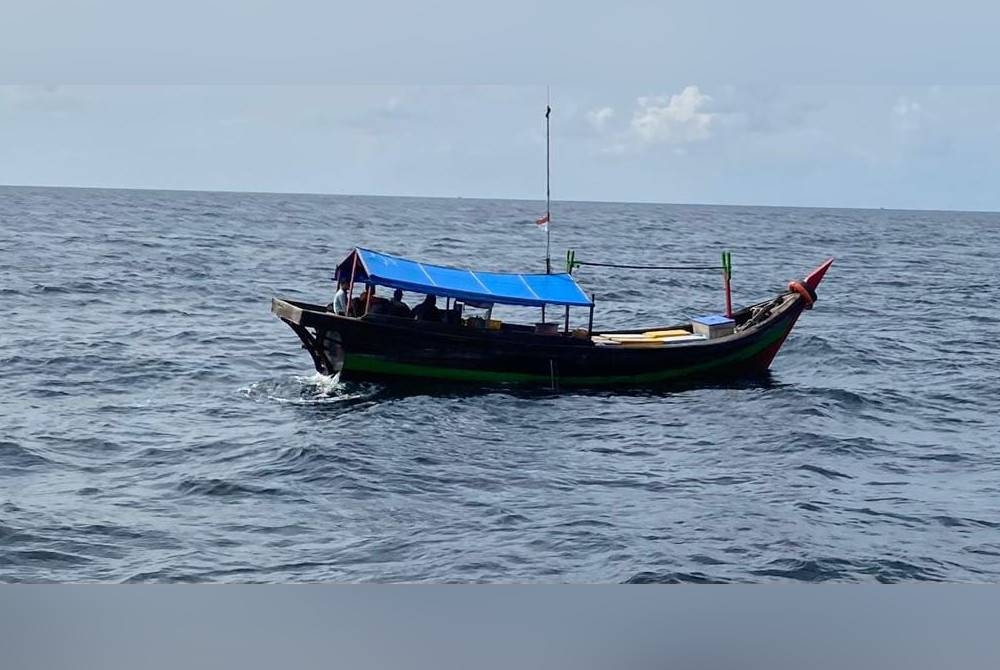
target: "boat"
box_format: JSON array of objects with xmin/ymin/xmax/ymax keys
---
[
  {"xmin": 270, "ymin": 247, "xmax": 833, "ymax": 388},
  {"xmin": 270, "ymin": 104, "xmax": 832, "ymax": 388}
]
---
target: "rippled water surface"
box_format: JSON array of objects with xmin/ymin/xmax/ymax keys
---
[{"xmin": 2, "ymin": 185, "xmax": 999, "ymax": 582}]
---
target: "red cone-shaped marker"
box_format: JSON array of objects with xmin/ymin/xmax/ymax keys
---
[{"xmin": 804, "ymin": 258, "xmax": 834, "ymax": 292}]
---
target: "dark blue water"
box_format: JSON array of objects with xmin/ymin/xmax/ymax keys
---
[{"xmin": 2, "ymin": 185, "xmax": 999, "ymax": 582}]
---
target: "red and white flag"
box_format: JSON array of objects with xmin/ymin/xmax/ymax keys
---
[{"xmin": 535, "ymin": 213, "xmax": 549, "ymax": 227}]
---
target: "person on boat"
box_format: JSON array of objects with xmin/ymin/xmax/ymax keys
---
[
  {"xmin": 388, "ymin": 289, "xmax": 412, "ymax": 318},
  {"xmin": 442, "ymin": 301, "xmax": 463, "ymax": 324},
  {"xmin": 412, "ymin": 294, "xmax": 443, "ymax": 321},
  {"xmin": 369, "ymin": 290, "xmax": 392, "ymax": 315},
  {"xmin": 357, "ymin": 286, "xmax": 392, "ymax": 316},
  {"xmin": 331, "ymin": 279, "xmax": 348, "ymax": 315},
  {"xmin": 350, "ymin": 286, "xmax": 376, "ymax": 316}
]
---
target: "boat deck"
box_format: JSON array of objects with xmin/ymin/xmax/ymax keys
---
[{"xmin": 591, "ymin": 329, "xmax": 708, "ymax": 347}]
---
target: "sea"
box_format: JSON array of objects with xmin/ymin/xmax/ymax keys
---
[{"xmin": 2, "ymin": 185, "xmax": 999, "ymax": 583}]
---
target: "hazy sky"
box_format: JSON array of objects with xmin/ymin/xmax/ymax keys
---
[
  {"xmin": 3, "ymin": 3, "xmax": 1000, "ymax": 210},
  {"xmin": 3, "ymin": 84, "xmax": 1000, "ymax": 210}
]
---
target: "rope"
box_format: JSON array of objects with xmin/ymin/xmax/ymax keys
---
[{"xmin": 572, "ymin": 260, "xmax": 723, "ymax": 271}]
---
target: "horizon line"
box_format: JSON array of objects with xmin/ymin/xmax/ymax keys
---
[{"xmin": 2, "ymin": 182, "xmax": 998, "ymax": 216}]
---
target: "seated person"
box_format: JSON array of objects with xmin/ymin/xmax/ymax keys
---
[
  {"xmin": 442, "ymin": 301, "xmax": 463, "ymax": 324},
  {"xmin": 388, "ymin": 289, "xmax": 412, "ymax": 318},
  {"xmin": 412, "ymin": 294, "xmax": 443, "ymax": 322},
  {"xmin": 348, "ymin": 288, "xmax": 367, "ymax": 316},
  {"xmin": 367, "ymin": 287, "xmax": 391, "ymax": 315},
  {"xmin": 349, "ymin": 286, "xmax": 389, "ymax": 316}
]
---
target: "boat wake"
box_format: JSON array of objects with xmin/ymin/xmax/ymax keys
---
[{"xmin": 238, "ymin": 372, "xmax": 381, "ymax": 405}]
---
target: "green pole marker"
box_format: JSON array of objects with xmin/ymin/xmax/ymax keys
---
[{"xmin": 565, "ymin": 249, "xmax": 576, "ymax": 273}]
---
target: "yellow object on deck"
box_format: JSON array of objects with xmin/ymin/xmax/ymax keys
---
[
  {"xmin": 597, "ymin": 334, "xmax": 666, "ymax": 346},
  {"xmin": 600, "ymin": 333, "xmax": 653, "ymax": 340},
  {"xmin": 642, "ymin": 329, "xmax": 691, "ymax": 338},
  {"xmin": 593, "ymin": 331, "xmax": 708, "ymax": 347}
]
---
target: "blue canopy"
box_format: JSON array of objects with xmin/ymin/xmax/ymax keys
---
[{"xmin": 336, "ymin": 248, "xmax": 593, "ymax": 308}]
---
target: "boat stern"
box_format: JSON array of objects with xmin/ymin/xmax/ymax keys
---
[{"xmin": 271, "ymin": 298, "xmax": 345, "ymax": 375}]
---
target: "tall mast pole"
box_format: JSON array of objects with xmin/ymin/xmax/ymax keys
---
[{"xmin": 545, "ymin": 93, "xmax": 551, "ymax": 274}]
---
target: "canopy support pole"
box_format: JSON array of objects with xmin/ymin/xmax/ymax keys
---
[
  {"xmin": 564, "ymin": 305, "xmax": 570, "ymax": 334},
  {"xmin": 346, "ymin": 252, "xmax": 359, "ymax": 317},
  {"xmin": 545, "ymin": 99, "xmax": 551, "ymax": 275},
  {"xmin": 587, "ymin": 295, "xmax": 595, "ymax": 337}
]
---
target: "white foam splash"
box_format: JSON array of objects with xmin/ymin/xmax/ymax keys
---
[
  {"xmin": 301, "ymin": 371, "xmax": 341, "ymax": 396},
  {"xmin": 238, "ymin": 371, "xmax": 378, "ymax": 405}
]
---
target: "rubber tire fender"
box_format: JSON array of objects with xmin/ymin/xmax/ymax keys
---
[{"xmin": 787, "ymin": 280, "xmax": 816, "ymax": 308}]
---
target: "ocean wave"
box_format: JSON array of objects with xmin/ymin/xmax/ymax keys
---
[
  {"xmin": 175, "ymin": 477, "xmax": 290, "ymax": 498},
  {"xmin": 625, "ymin": 571, "xmax": 731, "ymax": 584},
  {"xmin": 0, "ymin": 440, "xmax": 54, "ymax": 470},
  {"xmin": 4, "ymin": 187, "xmax": 1000, "ymax": 583}
]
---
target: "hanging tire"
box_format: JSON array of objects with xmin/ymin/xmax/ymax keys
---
[{"xmin": 787, "ymin": 280, "xmax": 816, "ymax": 308}]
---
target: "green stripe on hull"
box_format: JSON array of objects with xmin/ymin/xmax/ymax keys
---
[{"xmin": 341, "ymin": 320, "xmax": 794, "ymax": 386}]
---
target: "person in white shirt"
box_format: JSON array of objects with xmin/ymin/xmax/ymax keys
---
[{"xmin": 332, "ymin": 279, "xmax": 348, "ymax": 315}]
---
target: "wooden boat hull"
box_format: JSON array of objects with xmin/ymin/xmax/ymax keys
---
[{"xmin": 271, "ymin": 290, "xmax": 809, "ymax": 388}]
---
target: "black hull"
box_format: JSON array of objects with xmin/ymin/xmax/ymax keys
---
[{"xmin": 271, "ymin": 292, "xmax": 807, "ymax": 388}]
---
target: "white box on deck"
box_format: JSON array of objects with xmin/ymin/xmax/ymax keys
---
[{"xmin": 691, "ymin": 314, "xmax": 735, "ymax": 339}]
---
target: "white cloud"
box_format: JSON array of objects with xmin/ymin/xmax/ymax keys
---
[
  {"xmin": 893, "ymin": 97, "xmax": 920, "ymax": 117},
  {"xmin": 892, "ymin": 96, "xmax": 922, "ymax": 132},
  {"xmin": 585, "ymin": 106, "xmax": 615, "ymax": 130},
  {"xmin": 630, "ymin": 85, "xmax": 715, "ymax": 144}
]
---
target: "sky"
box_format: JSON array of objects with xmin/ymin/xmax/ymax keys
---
[{"xmin": 3, "ymin": 3, "xmax": 1000, "ymax": 211}]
